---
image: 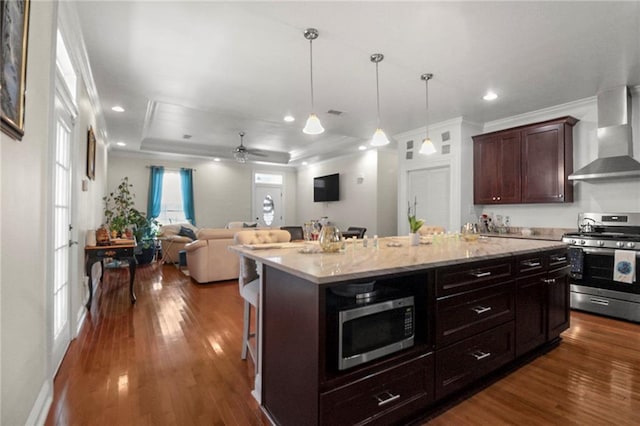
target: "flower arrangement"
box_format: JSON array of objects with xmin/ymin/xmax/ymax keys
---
[{"xmin": 408, "ymin": 197, "xmax": 424, "ymax": 233}]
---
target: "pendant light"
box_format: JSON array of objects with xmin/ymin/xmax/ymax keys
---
[
  {"xmin": 370, "ymin": 53, "xmax": 390, "ymax": 146},
  {"xmin": 302, "ymin": 28, "xmax": 324, "ymax": 135},
  {"xmin": 419, "ymin": 73, "xmax": 437, "ymax": 155}
]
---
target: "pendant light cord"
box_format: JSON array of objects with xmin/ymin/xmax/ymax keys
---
[
  {"xmin": 425, "ymin": 78, "xmax": 429, "ymax": 139},
  {"xmin": 309, "ymin": 39, "xmax": 315, "ymax": 111},
  {"xmin": 375, "ymin": 61, "xmax": 381, "ymax": 127}
]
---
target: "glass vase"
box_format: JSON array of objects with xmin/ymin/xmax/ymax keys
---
[{"xmin": 319, "ymin": 225, "xmax": 343, "ymax": 252}]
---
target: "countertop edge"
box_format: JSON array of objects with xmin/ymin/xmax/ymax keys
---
[{"xmin": 230, "ymin": 238, "xmax": 568, "ymax": 285}]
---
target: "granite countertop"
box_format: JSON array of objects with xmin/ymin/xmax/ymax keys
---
[
  {"xmin": 229, "ymin": 236, "xmax": 568, "ymax": 284},
  {"xmin": 481, "ymin": 227, "xmax": 573, "ymax": 241}
]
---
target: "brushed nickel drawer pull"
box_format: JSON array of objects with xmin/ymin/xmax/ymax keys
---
[
  {"xmin": 551, "ymin": 256, "xmax": 567, "ymax": 262},
  {"xmin": 472, "ymin": 306, "xmax": 492, "ymax": 314},
  {"xmin": 522, "ymin": 261, "xmax": 541, "ymax": 267},
  {"xmin": 589, "ymin": 297, "xmax": 609, "ymax": 306},
  {"xmin": 469, "ymin": 271, "xmax": 491, "ymax": 278},
  {"xmin": 375, "ymin": 390, "xmax": 400, "ymax": 406},
  {"xmin": 471, "ymin": 350, "xmax": 491, "ymax": 361}
]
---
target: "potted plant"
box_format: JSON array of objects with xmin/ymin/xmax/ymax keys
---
[
  {"xmin": 103, "ymin": 176, "xmax": 136, "ymax": 238},
  {"xmin": 129, "ymin": 208, "xmax": 159, "ymax": 264},
  {"xmin": 408, "ymin": 197, "xmax": 424, "ymax": 246}
]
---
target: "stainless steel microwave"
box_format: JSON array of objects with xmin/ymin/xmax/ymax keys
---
[{"xmin": 337, "ymin": 295, "xmax": 415, "ymax": 370}]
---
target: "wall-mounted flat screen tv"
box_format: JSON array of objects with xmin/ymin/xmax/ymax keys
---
[{"xmin": 314, "ymin": 173, "xmax": 340, "ymax": 202}]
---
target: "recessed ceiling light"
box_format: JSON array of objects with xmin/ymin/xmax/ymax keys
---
[
  {"xmin": 284, "ymin": 115, "xmax": 295, "ymax": 122},
  {"xmin": 116, "ymin": 141, "xmax": 126, "ymax": 147},
  {"xmin": 302, "ymin": 161, "xmax": 308, "ymax": 166},
  {"xmin": 483, "ymin": 91, "xmax": 498, "ymax": 101},
  {"xmin": 213, "ymin": 158, "xmax": 221, "ymax": 162},
  {"xmin": 111, "ymin": 106, "xmax": 125, "ymax": 112},
  {"xmin": 358, "ymin": 145, "xmax": 367, "ymax": 151}
]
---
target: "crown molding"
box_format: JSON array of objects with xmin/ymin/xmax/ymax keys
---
[{"xmin": 58, "ymin": 2, "xmax": 108, "ymax": 143}]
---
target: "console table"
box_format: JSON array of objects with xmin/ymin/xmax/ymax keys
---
[{"xmin": 85, "ymin": 241, "xmax": 137, "ymax": 309}]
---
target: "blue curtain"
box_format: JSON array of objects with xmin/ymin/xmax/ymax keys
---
[
  {"xmin": 180, "ymin": 168, "xmax": 196, "ymax": 225},
  {"xmin": 147, "ymin": 166, "xmax": 164, "ymax": 219}
]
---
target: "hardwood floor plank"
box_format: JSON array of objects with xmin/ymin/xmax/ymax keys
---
[{"xmin": 46, "ymin": 264, "xmax": 640, "ymax": 425}]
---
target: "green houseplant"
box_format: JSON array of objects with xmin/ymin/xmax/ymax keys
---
[
  {"xmin": 103, "ymin": 177, "xmax": 158, "ymax": 264},
  {"xmin": 408, "ymin": 197, "xmax": 424, "ymax": 234},
  {"xmin": 103, "ymin": 176, "xmax": 136, "ymax": 237}
]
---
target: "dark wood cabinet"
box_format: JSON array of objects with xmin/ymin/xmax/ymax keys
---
[
  {"xmin": 435, "ymin": 321, "xmax": 515, "ymax": 399},
  {"xmin": 261, "ymin": 248, "xmax": 569, "ymax": 425},
  {"xmin": 515, "ymin": 250, "xmax": 570, "ymax": 357},
  {"xmin": 473, "ymin": 116, "xmax": 578, "ymax": 205},
  {"xmin": 320, "ymin": 354, "xmax": 434, "ymax": 426},
  {"xmin": 473, "ymin": 131, "xmax": 521, "ymax": 204}
]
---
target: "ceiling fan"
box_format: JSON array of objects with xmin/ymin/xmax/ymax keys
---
[
  {"xmin": 233, "ymin": 132, "xmax": 290, "ymax": 164},
  {"xmin": 233, "ymin": 131, "xmax": 267, "ymax": 163}
]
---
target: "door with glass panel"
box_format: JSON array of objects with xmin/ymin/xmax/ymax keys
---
[{"xmin": 52, "ymin": 94, "xmax": 74, "ymax": 372}]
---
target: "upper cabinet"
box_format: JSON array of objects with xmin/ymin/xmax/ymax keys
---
[{"xmin": 473, "ymin": 117, "xmax": 578, "ymax": 205}]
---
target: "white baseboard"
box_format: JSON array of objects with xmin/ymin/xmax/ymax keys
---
[
  {"xmin": 25, "ymin": 380, "xmax": 52, "ymax": 426},
  {"xmin": 76, "ymin": 304, "xmax": 86, "ymax": 337}
]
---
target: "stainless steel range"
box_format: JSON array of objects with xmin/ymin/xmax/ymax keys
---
[{"xmin": 562, "ymin": 213, "xmax": 640, "ymax": 322}]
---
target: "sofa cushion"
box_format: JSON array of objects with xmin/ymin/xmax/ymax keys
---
[
  {"xmin": 196, "ymin": 228, "xmax": 238, "ymax": 240},
  {"xmin": 178, "ymin": 225, "xmax": 197, "ymax": 240}
]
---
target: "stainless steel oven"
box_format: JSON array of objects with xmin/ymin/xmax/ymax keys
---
[{"xmin": 563, "ymin": 213, "xmax": 640, "ymax": 322}]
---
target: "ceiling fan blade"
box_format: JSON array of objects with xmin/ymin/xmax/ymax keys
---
[{"xmin": 247, "ymin": 149, "xmax": 269, "ymax": 157}]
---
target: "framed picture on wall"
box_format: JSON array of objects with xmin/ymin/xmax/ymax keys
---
[
  {"xmin": 1, "ymin": 0, "xmax": 31, "ymax": 140},
  {"xmin": 87, "ymin": 126, "xmax": 96, "ymax": 180}
]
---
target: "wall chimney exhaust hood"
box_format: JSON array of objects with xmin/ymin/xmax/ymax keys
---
[{"xmin": 569, "ymin": 86, "xmax": 640, "ymax": 180}]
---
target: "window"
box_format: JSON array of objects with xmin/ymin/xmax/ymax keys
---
[{"xmin": 157, "ymin": 171, "xmax": 186, "ymax": 225}]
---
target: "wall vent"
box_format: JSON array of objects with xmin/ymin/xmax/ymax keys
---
[
  {"xmin": 441, "ymin": 131, "xmax": 450, "ymax": 142},
  {"xmin": 441, "ymin": 144, "xmax": 451, "ymax": 154},
  {"xmin": 406, "ymin": 151, "xmax": 413, "ymax": 160},
  {"xmin": 406, "ymin": 140, "xmax": 414, "ymax": 150},
  {"xmin": 327, "ymin": 109, "xmax": 343, "ymax": 116}
]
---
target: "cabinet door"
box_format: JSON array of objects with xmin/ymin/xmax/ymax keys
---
[
  {"xmin": 473, "ymin": 135, "xmax": 500, "ymax": 204},
  {"xmin": 473, "ymin": 131, "xmax": 521, "ymax": 204},
  {"xmin": 547, "ymin": 267, "xmax": 570, "ymax": 339},
  {"xmin": 515, "ymin": 273, "xmax": 547, "ymax": 357},
  {"xmin": 521, "ymin": 123, "xmax": 568, "ymax": 203},
  {"xmin": 496, "ymin": 131, "xmax": 522, "ymax": 203}
]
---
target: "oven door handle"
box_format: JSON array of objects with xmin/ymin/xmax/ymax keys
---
[{"xmin": 580, "ymin": 247, "xmax": 640, "ymax": 256}]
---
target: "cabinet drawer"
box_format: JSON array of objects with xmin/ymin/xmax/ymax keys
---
[
  {"xmin": 516, "ymin": 254, "xmax": 545, "ymax": 276},
  {"xmin": 320, "ymin": 354, "xmax": 434, "ymax": 426},
  {"xmin": 435, "ymin": 322, "xmax": 515, "ymax": 400},
  {"xmin": 436, "ymin": 283, "xmax": 514, "ymax": 347},
  {"xmin": 547, "ymin": 250, "xmax": 569, "ymax": 271},
  {"xmin": 436, "ymin": 259, "xmax": 513, "ymax": 297}
]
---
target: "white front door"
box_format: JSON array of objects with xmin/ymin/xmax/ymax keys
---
[
  {"xmin": 51, "ymin": 94, "xmax": 74, "ymax": 372},
  {"xmin": 407, "ymin": 166, "xmax": 451, "ymax": 233},
  {"xmin": 253, "ymin": 185, "xmax": 284, "ymax": 227}
]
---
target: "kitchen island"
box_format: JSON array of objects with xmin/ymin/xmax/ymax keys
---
[{"xmin": 230, "ymin": 236, "xmax": 569, "ymax": 425}]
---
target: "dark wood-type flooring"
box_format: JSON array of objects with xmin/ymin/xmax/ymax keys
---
[{"xmin": 46, "ymin": 263, "xmax": 640, "ymax": 425}]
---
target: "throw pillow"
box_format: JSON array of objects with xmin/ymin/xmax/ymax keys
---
[
  {"xmin": 178, "ymin": 226, "xmax": 197, "ymax": 240},
  {"xmin": 243, "ymin": 222, "xmax": 258, "ymax": 228}
]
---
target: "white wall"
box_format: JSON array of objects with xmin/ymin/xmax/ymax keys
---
[
  {"xmin": 1, "ymin": 2, "xmax": 57, "ymax": 424},
  {"xmin": 396, "ymin": 118, "xmax": 481, "ymax": 234},
  {"xmin": 376, "ymin": 150, "xmax": 399, "ymax": 237},
  {"xmin": 296, "ymin": 149, "xmax": 396, "ymax": 236},
  {"xmin": 107, "ymin": 154, "xmax": 298, "ymax": 228},
  {"xmin": 478, "ymin": 90, "xmax": 640, "ymax": 228}
]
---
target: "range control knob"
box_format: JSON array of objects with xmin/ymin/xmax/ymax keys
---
[
  {"xmin": 616, "ymin": 241, "xmax": 625, "ymax": 248},
  {"xmin": 626, "ymin": 242, "xmax": 636, "ymax": 248},
  {"xmin": 570, "ymin": 239, "xmax": 577, "ymax": 245},
  {"xmin": 579, "ymin": 240, "xmax": 587, "ymax": 246},
  {"xmin": 597, "ymin": 240, "xmax": 605, "ymax": 247}
]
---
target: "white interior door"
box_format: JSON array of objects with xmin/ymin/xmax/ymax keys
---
[
  {"xmin": 407, "ymin": 166, "xmax": 451, "ymax": 232},
  {"xmin": 51, "ymin": 94, "xmax": 74, "ymax": 372},
  {"xmin": 253, "ymin": 185, "xmax": 283, "ymax": 227}
]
